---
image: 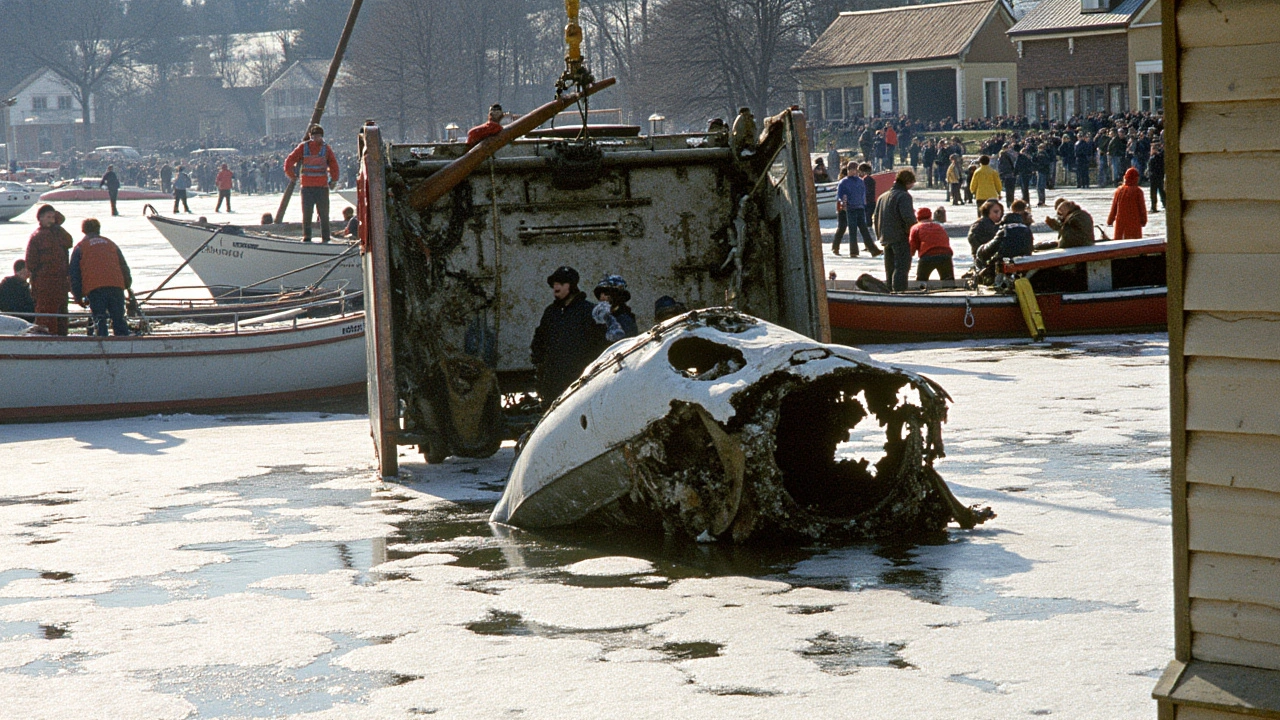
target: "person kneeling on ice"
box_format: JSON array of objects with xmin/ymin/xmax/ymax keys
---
[
  {"xmin": 592, "ymin": 274, "xmax": 638, "ymax": 342},
  {"xmin": 70, "ymin": 218, "xmax": 133, "ymax": 337},
  {"xmin": 975, "ymin": 200, "xmax": 1033, "ymax": 283},
  {"xmin": 908, "ymin": 207, "xmax": 954, "ymax": 282},
  {"xmin": 530, "ymin": 266, "xmax": 600, "ymax": 404}
]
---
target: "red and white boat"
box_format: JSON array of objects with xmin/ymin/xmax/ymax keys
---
[
  {"xmin": 0, "ymin": 301, "xmax": 366, "ymax": 422},
  {"xmin": 827, "ymin": 237, "xmax": 1167, "ymax": 344},
  {"xmin": 39, "ymin": 178, "xmax": 172, "ymax": 202}
]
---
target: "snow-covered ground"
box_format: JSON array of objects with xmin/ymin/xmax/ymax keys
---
[{"xmin": 0, "ymin": 331, "xmax": 1172, "ymax": 718}]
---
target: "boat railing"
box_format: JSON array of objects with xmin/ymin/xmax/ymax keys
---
[{"xmin": 15, "ymin": 290, "xmax": 363, "ymax": 336}]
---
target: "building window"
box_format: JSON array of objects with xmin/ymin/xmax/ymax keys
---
[
  {"xmin": 31, "ymin": 96, "xmax": 47, "ymax": 110},
  {"xmin": 1081, "ymin": 0, "xmax": 1109, "ymax": 12},
  {"xmin": 1064, "ymin": 87, "xmax": 1076, "ymax": 118},
  {"xmin": 61, "ymin": 124, "xmax": 76, "ymax": 150},
  {"xmin": 823, "ymin": 89, "xmax": 843, "ymax": 121},
  {"xmin": 1048, "ymin": 89, "xmax": 1063, "ymax": 121},
  {"xmin": 984, "ymin": 79, "xmax": 1008, "ymax": 117},
  {"xmin": 1137, "ymin": 61, "xmax": 1163, "ymax": 113},
  {"xmin": 1109, "ymin": 85, "xmax": 1127, "ymax": 113},
  {"xmin": 57, "ymin": 96, "xmax": 73, "ymax": 110},
  {"xmin": 844, "ymin": 86, "xmax": 864, "ymax": 120},
  {"xmin": 37, "ymin": 127, "xmax": 52, "ymax": 154},
  {"xmin": 804, "ymin": 91, "xmax": 822, "ymax": 122}
]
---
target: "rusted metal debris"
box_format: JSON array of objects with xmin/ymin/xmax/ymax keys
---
[{"xmin": 491, "ymin": 309, "xmax": 994, "ymax": 543}]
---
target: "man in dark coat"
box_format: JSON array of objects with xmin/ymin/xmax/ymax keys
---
[
  {"xmin": 921, "ymin": 141, "xmax": 937, "ymax": 188},
  {"xmin": 1075, "ymin": 134, "xmax": 1094, "ymax": 189},
  {"xmin": 976, "ymin": 206, "xmax": 1034, "ymax": 275},
  {"xmin": 1147, "ymin": 144, "xmax": 1166, "ymax": 212},
  {"xmin": 100, "ymin": 165, "xmax": 121, "ymax": 216},
  {"xmin": 0, "ymin": 259, "xmax": 35, "ymax": 316},
  {"xmin": 873, "ymin": 170, "xmax": 918, "ymax": 292},
  {"xmin": 530, "ymin": 266, "xmax": 604, "ymax": 404},
  {"xmin": 1045, "ymin": 199, "xmax": 1095, "ymax": 249}
]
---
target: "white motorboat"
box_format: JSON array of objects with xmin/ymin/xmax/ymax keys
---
[
  {"xmin": 815, "ymin": 180, "xmax": 837, "ymax": 219},
  {"xmin": 491, "ymin": 308, "xmax": 992, "ymax": 542},
  {"xmin": 0, "ymin": 181, "xmax": 39, "ymax": 221},
  {"xmin": 0, "ymin": 300, "xmax": 366, "ymax": 422},
  {"xmin": 146, "ymin": 211, "xmax": 362, "ymax": 295}
]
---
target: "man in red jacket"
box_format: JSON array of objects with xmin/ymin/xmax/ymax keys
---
[
  {"xmin": 908, "ymin": 207, "xmax": 954, "ymax": 281},
  {"xmin": 466, "ymin": 104, "xmax": 507, "ymax": 145},
  {"xmin": 70, "ymin": 218, "xmax": 133, "ymax": 337},
  {"xmin": 215, "ymin": 163, "xmax": 235, "ymax": 213},
  {"xmin": 24, "ymin": 204, "xmax": 74, "ymax": 335},
  {"xmin": 283, "ymin": 125, "xmax": 340, "ymax": 242}
]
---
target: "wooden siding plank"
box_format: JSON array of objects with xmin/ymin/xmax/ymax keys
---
[
  {"xmin": 1189, "ymin": 552, "xmax": 1280, "ymax": 607},
  {"xmin": 1177, "ymin": 0, "xmax": 1280, "ymax": 49},
  {"xmin": 1186, "ymin": 358, "xmax": 1280, "ymax": 435},
  {"xmin": 1185, "ymin": 313, "xmax": 1280, "ymax": 361},
  {"xmin": 1182, "ymin": 102, "xmax": 1280, "ymax": 153},
  {"xmin": 1193, "ymin": 633, "xmax": 1280, "ymax": 672},
  {"xmin": 1183, "ymin": 202, "xmax": 1280, "ymax": 254},
  {"xmin": 1182, "ymin": 153, "xmax": 1280, "ymax": 201},
  {"xmin": 1185, "ymin": 256, "xmax": 1280, "ymax": 312},
  {"xmin": 1192, "ymin": 599, "xmax": 1280, "ymax": 647},
  {"xmin": 1188, "ymin": 432, "xmax": 1280, "ymax": 495},
  {"xmin": 1179, "ymin": 707, "xmax": 1270, "ymax": 720},
  {"xmin": 1160, "ymin": 660, "xmax": 1280, "ymax": 719},
  {"xmin": 1188, "ymin": 483, "xmax": 1280, "ymax": 558},
  {"xmin": 1181, "ymin": 43, "xmax": 1280, "ymax": 103}
]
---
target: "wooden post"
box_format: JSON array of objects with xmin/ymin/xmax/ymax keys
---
[
  {"xmin": 359, "ymin": 122, "xmax": 399, "ymax": 479},
  {"xmin": 274, "ymin": 0, "xmax": 365, "ymax": 224}
]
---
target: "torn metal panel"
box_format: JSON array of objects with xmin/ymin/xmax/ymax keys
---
[
  {"xmin": 491, "ymin": 309, "xmax": 993, "ymax": 542},
  {"xmin": 363, "ymin": 111, "xmax": 828, "ymax": 464}
]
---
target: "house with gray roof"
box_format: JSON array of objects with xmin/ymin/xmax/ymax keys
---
[
  {"xmin": 262, "ymin": 60, "xmax": 354, "ymax": 139},
  {"xmin": 792, "ymin": 0, "xmax": 1019, "ymax": 124},
  {"xmin": 1007, "ymin": 0, "xmax": 1162, "ymax": 120}
]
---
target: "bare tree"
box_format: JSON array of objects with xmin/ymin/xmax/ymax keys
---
[
  {"xmin": 4, "ymin": 0, "xmax": 174, "ymax": 143},
  {"xmin": 633, "ymin": 0, "xmax": 808, "ymax": 127}
]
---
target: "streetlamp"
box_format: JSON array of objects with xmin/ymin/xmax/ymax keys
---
[
  {"xmin": 445, "ymin": 123, "xmax": 460, "ymax": 142},
  {"xmin": 648, "ymin": 113, "xmax": 665, "ymax": 136}
]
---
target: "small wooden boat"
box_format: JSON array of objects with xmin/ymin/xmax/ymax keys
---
[
  {"xmin": 491, "ymin": 308, "xmax": 992, "ymax": 542},
  {"xmin": 145, "ymin": 210, "xmax": 362, "ymax": 295},
  {"xmin": 827, "ymin": 237, "xmax": 1168, "ymax": 344},
  {"xmin": 39, "ymin": 178, "xmax": 172, "ymax": 202},
  {"xmin": 0, "ymin": 298, "xmax": 366, "ymax": 422}
]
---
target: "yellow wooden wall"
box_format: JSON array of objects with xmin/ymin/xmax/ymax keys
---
[{"xmin": 1171, "ymin": 0, "xmax": 1280, "ymax": 678}]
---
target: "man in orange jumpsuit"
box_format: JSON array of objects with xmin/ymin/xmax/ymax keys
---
[
  {"xmin": 283, "ymin": 125, "xmax": 340, "ymax": 242},
  {"xmin": 70, "ymin": 218, "xmax": 133, "ymax": 337},
  {"xmin": 24, "ymin": 204, "xmax": 73, "ymax": 335}
]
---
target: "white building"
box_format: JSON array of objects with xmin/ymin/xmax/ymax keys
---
[
  {"xmin": 2, "ymin": 69, "xmax": 93, "ymax": 163},
  {"xmin": 262, "ymin": 60, "xmax": 354, "ymax": 141}
]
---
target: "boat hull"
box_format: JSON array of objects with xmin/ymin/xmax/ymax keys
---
[
  {"xmin": 1, "ymin": 188, "xmax": 39, "ymax": 221},
  {"xmin": 39, "ymin": 186, "xmax": 171, "ymax": 202},
  {"xmin": 828, "ymin": 287, "xmax": 1167, "ymax": 344},
  {"xmin": 0, "ymin": 313, "xmax": 367, "ymax": 421},
  {"xmin": 147, "ymin": 215, "xmax": 363, "ymax": 293}
]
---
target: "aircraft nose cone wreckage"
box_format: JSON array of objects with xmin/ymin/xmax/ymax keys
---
[{"xmin": 491, "ymin": 309, "xmax": 994, "ymax": 542}]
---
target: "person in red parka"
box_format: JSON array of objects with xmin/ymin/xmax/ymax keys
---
[
  {"xmin": 1107, "ymin": 167, "xmax": 1148, "ymax": 240},
  {"xmin": 908, "ymin": 206, "xmax": 954, "ymax": 281},
  {"xmin": 24, "ymin": 204, "xmax": 74, "ymax": 335},
  {"xmin": 215, "ymin": 163, "xmax": 235, "ymax": 213}
]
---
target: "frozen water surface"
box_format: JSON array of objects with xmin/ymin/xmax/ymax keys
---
[
  {"xmin": 1, "ymin": 200, "xmax": 1170, "ymax": 719},
  {"xmin": 0, "ymin": 330, "xmax": 1171, "ymax": 718}
]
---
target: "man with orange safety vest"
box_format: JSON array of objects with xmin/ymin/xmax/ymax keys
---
[
  {"xmin": 283, "ymin": 125, "xmax": 340, "ymax": 242},
  {"xmin": 70, "ymin": 218, "xmax": 133, "ymax": 337}
]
